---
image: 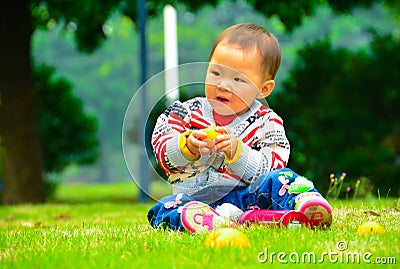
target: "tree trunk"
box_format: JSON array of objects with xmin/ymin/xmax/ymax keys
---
[{"xmin": 0, "ymin": 0, "xmax": 46, "ymax": 203}]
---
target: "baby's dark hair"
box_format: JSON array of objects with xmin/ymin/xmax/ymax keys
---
[{"xmin": 209, "ymin": 23, "xmax": 281, "ymax": 80}]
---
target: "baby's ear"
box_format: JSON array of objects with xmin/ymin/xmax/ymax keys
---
[{"xmin": 257, "ymin": 80, "xmax": 275, "ymax": 99}]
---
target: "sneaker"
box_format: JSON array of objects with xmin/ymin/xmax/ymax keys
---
[
  {"xmin": 215, "ymin": 203, "xmax": 244, "ymax": 223},
  {"xmin": 180, "ymin": 201, "xmax": 236, "ymax": 233},
  {"xmin": 295, "ymin": 192, "xmax": 332, "ymax": 228},
  {"xmin": 239, "ymin": 209, "xmax": 310, "ymax": 228}
]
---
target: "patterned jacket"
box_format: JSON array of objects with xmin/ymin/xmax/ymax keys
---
[{"xmin": 151, "ymin": 97, "xmax": 290, "ymax": 195}]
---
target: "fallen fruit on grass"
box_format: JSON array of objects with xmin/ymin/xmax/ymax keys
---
[
  {"xmin": 204, "ymin": 228, "xmax": 250, "ymax": 249},
  {"xmin": 357, "ymin": 221, "xmax": 385, "ymax": 235},
  {"xmin": 203, "ymin": 126, "xmax": 221, "ymax": 140}
]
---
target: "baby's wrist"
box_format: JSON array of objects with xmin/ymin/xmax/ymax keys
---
[
  {"xmin": 224, "ymin": 139, "xmax": 242, "ymax": 164},
  {"xmin": 179, "ymin": 131, "xmax": 200, "ymax": 160}
]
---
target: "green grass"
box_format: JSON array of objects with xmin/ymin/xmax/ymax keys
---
[
  {"xmin": 51, "ymin": 180, "xmax": 172, "ymax": 203},
  {"xmin": 0, "ymin": 183, "xmax": 399, "ymax": 268}
]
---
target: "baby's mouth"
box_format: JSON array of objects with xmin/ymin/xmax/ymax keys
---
[{"xmin": 216, "ymin": 96, "xmax": 230, "ymax": 103}]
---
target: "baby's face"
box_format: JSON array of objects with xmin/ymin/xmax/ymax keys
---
[{"xmin": 205, "ymin": 42, "xmax": 265, "ymax": 116}]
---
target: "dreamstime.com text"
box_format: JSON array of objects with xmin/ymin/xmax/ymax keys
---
[{"xmin": 257, "ymin": 241, "xmax": 397, "ymax": 264}]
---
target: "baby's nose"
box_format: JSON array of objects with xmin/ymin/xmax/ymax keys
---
[{"xmin": 218, "ymin": 81, "xmax": 232, "ymax": 91}]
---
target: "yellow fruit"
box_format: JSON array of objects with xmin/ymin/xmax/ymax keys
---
[
  {"xmin": 357, "ymin": 221, "xmax": 385, "ymax": 235},
  {"xmin": 203, "ymin": 126, "xmax": 221, "ymax": 140},
  {"xmin": 204, "ymin": 228, "xmax": 250, "ymax": 249}
]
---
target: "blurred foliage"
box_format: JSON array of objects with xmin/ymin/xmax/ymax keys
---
[
  {"xmin": 0, "ymin": 65, "xmax": 99, "ymax": 198},
  {"xmin": 35, "ymin": 64, "xmax": 100, "ymax": 173},
  {"xmin": 3, "ymin": 0, "xmax": 398, "ymax": 203},
  {"xmin": 30, "ymin": 0, "xmax": 399, "ymax": 53},
  {"xmin": 31, "ymin": 0, "xmax": 117, "ymax": 52},
  {"xmin": 269, "ymin": 34, "xmax": 400, "ymax": 196},
  {"xmin": 30, "ymin": 0, "xmax": 219, "ymax": 53},
  {"xmin": 25, "ymin": 0, "xmax": 400, "ymax": 199},
  {"xmin": 31, "ymin": 1, "xmax": 400, "ymax": 188}
]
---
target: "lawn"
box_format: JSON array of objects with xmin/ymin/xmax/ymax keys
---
[{"xmin": 0, "ymin": 182, "xmax": 399, "ymax": 269}]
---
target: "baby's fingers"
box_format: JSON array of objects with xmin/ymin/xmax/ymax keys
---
[
  {"xmin": 199, "ymin": 142, "xmax": 214, "ymax": 155},
  {"xmin": 215, "ymin": 126, "xmax": 229, "ymax": 135},
  {"xmin": 213, "ymin": 133, "xmax": 232, "ymax": 144},
  {"xmin": 192, "ymin": 130, "xmax": 207, "ymax": 140}
]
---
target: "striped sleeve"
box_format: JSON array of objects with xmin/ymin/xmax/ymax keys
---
[
  {"xmin": 226, "ymin": 109, "xmax": 290, "ymax": 183},
  {"xmin": 151, "ymin": 99, "xmax": 212, "ymax": 176},
  {"xmin": 151, "ymin": 101, "xmax": 190, "ymax": 176}
]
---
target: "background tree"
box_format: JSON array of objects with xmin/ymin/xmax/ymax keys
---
[
  {"xmin": 1, "ymin": 0, "xmax": 45, "ymax": 203},
  {"xmin": 35, "ymin": 65, "xmax": 100, "ymax": 195}
]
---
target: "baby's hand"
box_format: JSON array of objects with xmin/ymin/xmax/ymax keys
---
[
  {"xmin": 186, "ymin": 130, "xmax": 215, "ymax": 157},
  {"xmin": 213, "ymin": 127, "xmax": 238, "ymax": 160},
  {"xmin": 202, "ymin": 125, "xmax": 222, "ymax": 140}
]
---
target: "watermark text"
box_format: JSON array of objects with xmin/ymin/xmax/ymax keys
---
[{"xmin": 257, "ymin": 241, "xmax": 397, "ymax": 264}]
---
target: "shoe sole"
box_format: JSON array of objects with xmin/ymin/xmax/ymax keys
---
[
  {"xmin": 239, "ymin": 209, "xmax": 310, "ymax": 228},
  {"xmin": 181, "ymin": 201, "xmax": 229, "ymax": 233},
  {"xmin": 297, "ymin": 199, "xmax": 332, "ymax": 228}
]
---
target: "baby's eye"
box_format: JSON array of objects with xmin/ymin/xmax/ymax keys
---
[
  {"xmin": 234, "ymin": 77, "xmax": 245, "ymax": 83},
  {"xmin": 211, "ymin": 71, "xmax": 220, "ymax": 76}
]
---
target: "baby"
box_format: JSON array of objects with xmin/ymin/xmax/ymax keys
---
[{"xmin": 147, "ymin": 23, "xmax": 332, "ymax": 232}]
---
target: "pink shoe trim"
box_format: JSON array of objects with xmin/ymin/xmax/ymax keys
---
[
  {"xmin": 239, "ymin": 210, "xmax": 287, "ymax": 225},
  {"xmin": 193, "ymin": 213, "xmax": 214, "ymax": 230},
  {"xmin": 297, "ymin": 198, "xmax": 332, "ymax": 227},
  {"xmin": 297, "ymin": 198, "xmax": 332, "ymax": 214},
  {"xmin": 181, "ymin": 201, "xmax": 230, "ymax": 233},
  {"xmin": 239, "ymin": 209, "xmax": 310, "ymax": 228},
  {"xmin": 280, "ymin": 211, "xmax": 310, "ymax": 228}
]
